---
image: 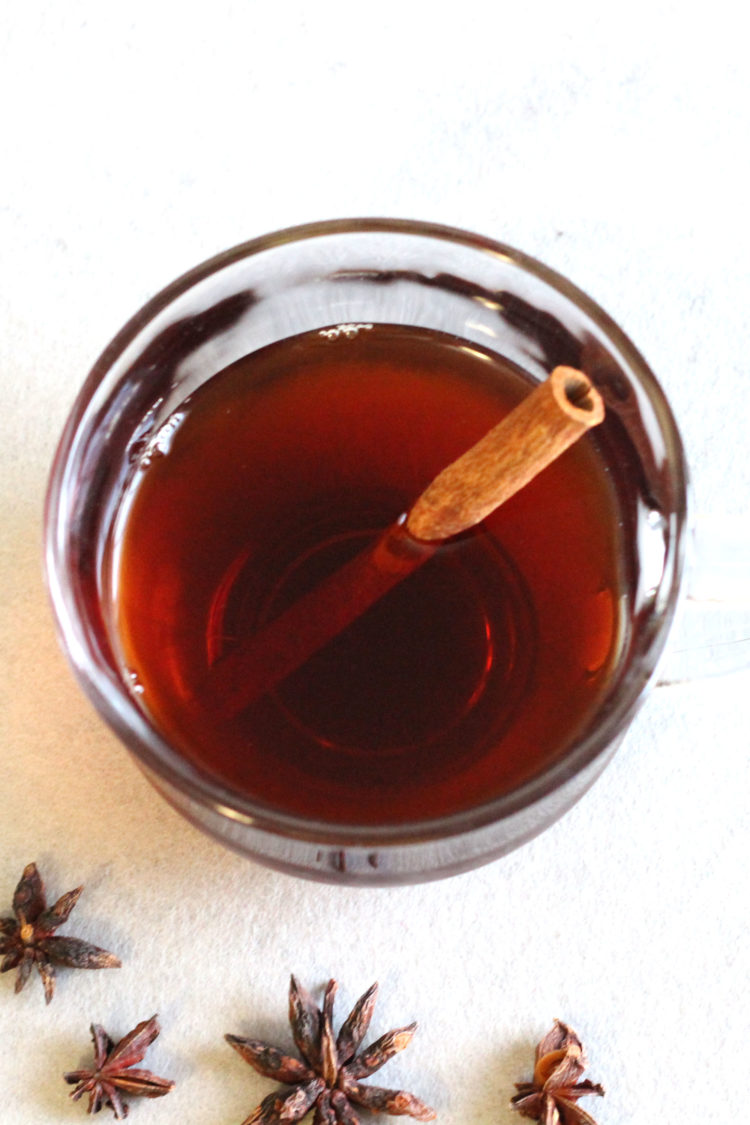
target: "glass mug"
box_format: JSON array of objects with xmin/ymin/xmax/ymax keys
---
[{"xmin": 44, "ymin": 219, "xmax": 749, "ymax": 884}]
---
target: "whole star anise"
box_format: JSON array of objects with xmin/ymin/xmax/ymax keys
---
[
  {"xmin": 226, "ymin": 975, "xmax": 437, "ymax": 1124},
  {"xmin": 64, "ymin": 1014, "xmax": 175, "ymax": 1118},
  {"xmin": 511, "ymin": 1020, "xmax": 605, "ymax": 1125},
  {"xmin": 0, "ymin": 863, "xmax": 121, "ymax": 1003}
]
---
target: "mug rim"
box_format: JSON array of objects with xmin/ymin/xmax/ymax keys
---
[{"xmin": 44, "ymin": 217, "xmax": 690, "ymax": 848}]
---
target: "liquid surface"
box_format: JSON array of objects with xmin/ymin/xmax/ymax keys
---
[{"xmin": 113, "ymin": 325, "xmax": 625, "ymax": 825}]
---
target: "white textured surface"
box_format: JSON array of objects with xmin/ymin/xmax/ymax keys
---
[{"xmin": 2, "ymin": 2, "xmax": 749, "ymax": 1122}]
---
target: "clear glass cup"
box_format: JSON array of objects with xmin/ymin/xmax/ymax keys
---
[{"xmin": 44, "ymin": 219, "xmax": 748, "ymax": 884}]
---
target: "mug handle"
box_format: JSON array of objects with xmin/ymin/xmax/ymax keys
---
[{"xmin": 658, "ymin": 513, "xmax": 750, "ymax": 683}]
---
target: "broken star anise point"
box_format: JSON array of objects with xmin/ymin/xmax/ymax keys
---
[
  {"xmin": 64, "ymin": 1014, "xmax": 175, "ymax": 1119},
  {"xmin": 511, "ymin": 1019, "xmax": 604, "ymax": 1125},
  {"xmin": 0, "ymin": 862, "xmax": 121, "ymax": 1003},
  {"xmin": 226, "ymin": 974, "xmax": 436, "ymax": 1124}
]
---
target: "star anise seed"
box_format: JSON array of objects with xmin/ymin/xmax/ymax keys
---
[
  {"xmin": 226, "ymin": 975, "xmax": 436, "ymax": 1124},
  {"xmin": 0, "ymin": 863, "xmax": 121, "ymax": 1003},
  {"xmin": 64, "ymin": 1014, "xmax": 175, "ymax": 1118},
  {"xmin": 511, "ymin": 1019, "xmax": 605, "ymax": 1125}
]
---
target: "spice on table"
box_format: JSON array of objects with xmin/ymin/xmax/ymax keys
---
[
  {"xmin": 0, "ymin": 862, "xmax": 121, "ymax": 1003},
  {"xmin": 511, "ymin": 1020, "xmax": 605, "ymax": 1125},
  {"xmin": 64, "ymin": 1014, "xmax": 175, "ymax": 1118},
  {"xmin": 226, "ymin": 975, "xmax": 437, "ymax": 1123}
]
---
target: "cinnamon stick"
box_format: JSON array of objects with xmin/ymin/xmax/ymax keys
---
[
  {"xmin": 207, "ymin": 366, "xmax": 604, "ymax": 717},
  {"xmin": 405, "ymin": 365, "xmax": 604, "ymax": 540}
]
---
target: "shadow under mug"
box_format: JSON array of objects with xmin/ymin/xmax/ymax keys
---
[{"xmin": 45, "ymin": 219, "xmax": 694, "ymax": 884}]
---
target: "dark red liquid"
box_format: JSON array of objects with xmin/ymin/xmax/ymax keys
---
[{"xmin": 113, "ymin": 325, "xmax": 625, "ymax": 825}]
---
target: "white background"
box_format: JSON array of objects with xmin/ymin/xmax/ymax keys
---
[{"xmin": 1, "ymin": 2, "xmax": 749, "ymax": 1122}]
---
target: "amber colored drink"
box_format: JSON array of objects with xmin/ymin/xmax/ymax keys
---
[{"xmin": 113, "ymin": 325, "xmax": 625, "ymax": 825}]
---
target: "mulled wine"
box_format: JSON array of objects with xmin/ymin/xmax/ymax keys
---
[{"xmin": 113, "ymin": 324, "xmax": 625, "ymax": 826}]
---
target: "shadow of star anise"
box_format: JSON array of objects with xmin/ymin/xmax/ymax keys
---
[
  {"xmin": 226, "ymin": 975, "xmax": 437, "ymax": 1125},
  {"xmin": 0, "ymin": 863, "xmax": 121, "ymax": 1003},
  {"xmin": 511, "ymin": 1019, "xmax": 605, "ymax": 1125},
  {"xmin": 64, "ymin": 1014, "xmax": 175, "ymax": 1118}
]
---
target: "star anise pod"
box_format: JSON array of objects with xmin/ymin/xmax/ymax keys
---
[
  {"xmin": 226, "ymin": 975, "xmax": 437, "ymax": 1124},
  {"xmin": 64, "ymin": 1014, "xmax": 175, "ymax": 1118},
  {"xmin": 511, "ymin": 1019, "xmax": 605, "ymax": 1125},
  {"xmin": 0, "ymin": 862, "xmax": 121, "ymax": 1003}
]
